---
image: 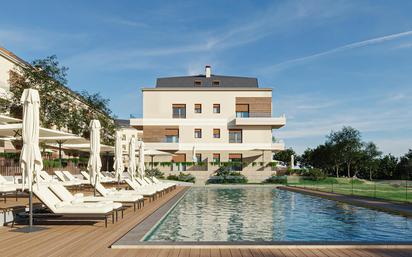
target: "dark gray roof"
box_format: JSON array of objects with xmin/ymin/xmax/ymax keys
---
[
  {"xmin": 156, "ymin": 74, "xmax": 258, "ymax": 88},
  {"xmin": 115, "ymin": 119, "xmax": 130, "ymax": 127}
]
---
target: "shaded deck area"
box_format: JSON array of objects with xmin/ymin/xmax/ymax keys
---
[{"xmin": 0, "ymin": 186, "xmax": 411, "ymax": 257}]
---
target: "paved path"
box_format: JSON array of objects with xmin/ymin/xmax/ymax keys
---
[{"xmin": 279, "ymin": 186, "xmax": 412, "ymax": 217}]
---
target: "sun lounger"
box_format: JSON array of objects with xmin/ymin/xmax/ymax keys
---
[
  {"xmin": 135, "ymin": 177, "xmax": 167, "ymax": 197},
  {"xmin": 0, "ymin": 185, "xmax": 17, "ymax": 203},
  {"xmin": 32, "ymin": 183, "xmax": 115, "ymax": 227},
  {"xmin": 39, "ymin": 170, "xmax": 81, "ymax": 187},
  {"xmin": 124, "ymin": 179, "xmax": 158, "ymax": 201},
  {"xmin": 54, "ymin": 171, "xmax": 69, "ymax": 182},
  {"xmin": 151, "ymin": 177, "xmax": 176, "ymax": 190},
  {"xmin": 143, "ymin": 177, "xmax": 171, "ymax": 190},
  {"xmin": 81, "ymin": 171, "xmax": 115, "ymax": 183},
  {"xmin": 90, "ymin": 181, "xmax": 144, "ymax": 211},
  {"xmin": 61, "ymin": 171, "xmax": 89, "ymax": 185},
  {"xmin": 0, "ymin": 174, "xmax": 23, "ymax": 191},
  {"xmin": 48, "ymin": 183, "xmax": 126, "ymax": 220}
]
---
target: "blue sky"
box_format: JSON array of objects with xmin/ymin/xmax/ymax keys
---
[{"xmin": 1, "ymin": 0, "xmax": 412, "ymax": 156}]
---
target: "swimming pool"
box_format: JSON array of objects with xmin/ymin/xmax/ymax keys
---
[{"xmin": 143, "ymin": 187, "xmax": 412, "ymax": 242}]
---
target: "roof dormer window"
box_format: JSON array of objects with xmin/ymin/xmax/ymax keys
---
[
  {"xmin": 212, "ymin": 80, "xmax": 220, "ymax": 86},
  {"xmin": 194, "ymin": 80, "xmax": 202, "ymax": 86}
]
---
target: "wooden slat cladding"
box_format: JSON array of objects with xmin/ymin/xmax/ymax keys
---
[
  {"xmin": 229, "ymin": 153, "xmax": 242, "ymax": 159},
  {"xmin": 236, "ymin": 104, "xmax": 249, "ymax": 112},
  {"xmin": 172, "ymin": 153, "xmax": 186, "ymax": 162},
  {"xmin": 165, "ymin": 128, "xmax": 179, "ymax": 136},
  {"xmin": 236, "ymin": 97, "xmax": 272, "ymax": 117},
  {"xmin": 143, "ymin": 126, "xmax": 178, "ymax": 142}
]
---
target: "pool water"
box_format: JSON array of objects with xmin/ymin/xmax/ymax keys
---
[{"xmin": 143, "ymin": 187, "xmax": 412, "ymax": 242}]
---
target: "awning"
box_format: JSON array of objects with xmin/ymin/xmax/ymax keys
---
[
  {"xmin": 0, "ymin": 115, "xmax": 21, "ymax": 124},
  {"xmin": 0, "ymin": 123, "xmax": 74, "ymax": 138},
  {"xmin": 60, "ymin": 143, "xmax": 114, "ymax": 153}
]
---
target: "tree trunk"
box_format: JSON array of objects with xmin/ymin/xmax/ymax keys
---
[
  {"xmin": 347, "ymin": 163, "xmax": 351, "ymax": 177},
  {"xmin": 335, "ymin": 166, "xmax": 339, "ymax": 178},
  {"xmin": 369, "ymin": 168, "xmax": 372, "ymax": 181}
]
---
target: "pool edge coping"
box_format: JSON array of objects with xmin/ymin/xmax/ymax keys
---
[{"xmin": 111, "ymin": 187, "xmax": 190, "ymax": 248}]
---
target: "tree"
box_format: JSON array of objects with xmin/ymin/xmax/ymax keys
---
[
  {"xmin": 79, "ymin": 91, "xmax": 112, "ymax": 116},
  {"xmin": 395, "ymin": 150, "xmax": 412, "ymax": 179},
  {"xmin": 273, "ymin": 148, "xmax": 296, "ymax": 166},
  {"xmin": 363, "ymin": 142, "xmax": 382, "ymax": 180},
  {"xmin": 300, "ymin": 148, "xmax": 314, "ymax": 168},
  {"xmin": 378, "ymin": 154, "xmax": 398, "ymax": 179},
  {"xmin": 7, "ymin": 55, "xmax": 116, "ymax": 144},
  {"xmin": 327, "ymin": 126, "xmax": 362, "ymax": 177},
  {"xmin": 8, "ymin": 55, "xmax": 70, "ymax": 128}
]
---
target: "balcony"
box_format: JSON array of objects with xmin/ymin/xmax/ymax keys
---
[{"xmin": 235, "ymin": 114, "xmax": 286, "ymax": 128}]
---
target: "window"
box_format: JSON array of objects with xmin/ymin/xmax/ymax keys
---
[
  {"xmin": 229, "ymin": 129, "xmax": 242, "ymax": 143},
  {"xmin": 213, "ymin": 153, "xmax": 220, "ymax": 163},
  {"xmin": 212, "ymin": 80, "xmax": 220, "ymax": 86},
  {"xmin": 236, "ymin": 104, "xmax": 249, "ymax": 117},
  {"xmin": 194, "ymin": 80, "xmax": 202, "ymax": 86},
  {"xmin": 165, "ymin": 128, "xmax": 179, "ymax": 143},
  {"xmin": 213, "ymin": 129, "xmax": 220, "ymax": 138},
  {"xmin": 213, "ymin": 104, "xmax": 220, "ymax": 114},
  {"xmin": 194, "ymin": 129, "xmax": 202, "ymax": 138},
  {"xmin": 122, "ymin": 145, "xmax": 126, "ymax": 151},
  {"xmin": 229, "ymin": 153, "xmax": 243, "ymax": 171},
  {"xmin": 172, "ymin": 154, "xmax": 186, "ymax": 171},
  {"xmin": 122, "ymin": 135, "xmax": 126, "ymax": 141},
  {"xmin": 195, "ymin": 153, "xmax": 202, "ymax": 163},
  {"xmin": 194, "ymin": 104, "xmax": 202, "ymax": 113},
  {"xmin": 172, "ymin": 104, "xmax": 186, "ymax": 118}
]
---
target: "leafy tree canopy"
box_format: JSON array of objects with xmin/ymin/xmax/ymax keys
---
[{"xmin": 6, "ymin": 55, "xmax": 116, "ymax": 144}]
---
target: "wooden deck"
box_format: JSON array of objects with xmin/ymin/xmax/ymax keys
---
[{"xmin": 0, "ymin": 186, "xmax": 411, "ymax": 257}]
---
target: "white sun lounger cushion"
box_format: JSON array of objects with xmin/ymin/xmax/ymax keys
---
[
  {"xmin": 125, "ymin": 179, "xmax": 157, "ymax": 195},
  {"xmin": 33, "ymin": 185, "xmax": 113, "ymax": 214},
  {"xmin": 0, "ymin": 185, "xmax": 16, "ymax": 192},
  {"xmin": 48, "ymin": 184, "xmax": 122, "ymax": 209},
  {"xmin": 83, "ymin": 195, "xmax": 143, "ymax": 202}
]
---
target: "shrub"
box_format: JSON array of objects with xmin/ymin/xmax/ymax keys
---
[
  {"xmin": 286, "ymin": 168, "xmax": 306, "ymax": 176},
  {"xmin": 351, "ymin": 178, "xmax": 364, "ymax": 184},
  {"xmin": 265, "ymin": 175, "xmax": 288, "ymax": 184},
  {"xmin": 166, "ymin": 172, "xmax": 195, "ymax": 183},
  {"xmin": 145, "ymin": 168, "xmax": 164, "ymax": 178},
  {"xmin": 206, "ymin": 166, "xmax": 248, "ymax": 184},
  {"xmin": 304, "ymin": 168, "xmax": 326, "ymax": 181},
  {"xmin": 322, "ymin": 177, "xmax": 338, "ymax": 184}
]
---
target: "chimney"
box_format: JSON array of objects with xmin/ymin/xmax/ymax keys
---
[{"xmin": 205, "ymin": 65, "xmax": 211, "ymax": 78}]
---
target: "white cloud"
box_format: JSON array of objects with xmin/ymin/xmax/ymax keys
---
[
  {"xmin": 106, "ymin": 18, "xmax": 149, "ymax": 28},
  {"xmin": 264, "ymin": 30, "xmax": 412, "ymax": 72}
]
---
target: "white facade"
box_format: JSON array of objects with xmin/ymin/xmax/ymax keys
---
[{"xmin": 130, "ymin": 67, "xmax": 286, "ymax": 183}]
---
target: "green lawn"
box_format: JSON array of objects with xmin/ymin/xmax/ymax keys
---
[{"xmin": 287, "ymin": 177, "xmax": 412, "ymax": 203}]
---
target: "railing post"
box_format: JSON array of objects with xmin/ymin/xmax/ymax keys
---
[
  {"xmin": 351, "ymin": 177, "xmax": 354, "ymax": 196},
  {"xmin": 331, "ymin": 180, "xmax": 334, "ymax": 193},
  {"xmin": 406, "ymin": 170, "xmax": 409, "ymax": 202}
]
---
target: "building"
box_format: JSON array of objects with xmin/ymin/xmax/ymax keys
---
[
  {"xmin": 115, "ymin": 119, "xmax": 142, "ymax": 167},
  {"xmin": 130, "ymin": 66, "xmax": 286, "ymax": 183}
]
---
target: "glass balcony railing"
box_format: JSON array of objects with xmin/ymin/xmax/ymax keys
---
[
  {"xmin": 236, "ymin": 112, "xmax": 249, "ymax": 118},
  {"xmin": 236, "ymin": 112, "xmax": 272, "ymax": 118},
  {"xmin": 165, "ymin": 136, "xmax": 179, "ymax": 143}
]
